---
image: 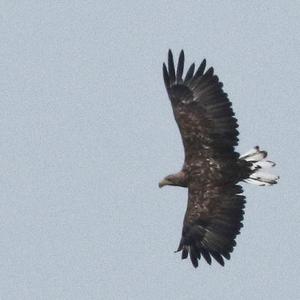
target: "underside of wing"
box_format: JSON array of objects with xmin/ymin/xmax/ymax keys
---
[
  {"xmin": 177, "ymin": 178, "xmax": 245, "ymax": 267},
  {"xmin": 163, "ymin": 50, "xmax": 239, "ymax": 159}
]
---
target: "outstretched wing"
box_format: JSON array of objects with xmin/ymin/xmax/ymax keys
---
[
  {"xmin": 177, "ymin": 175, "xmax": 245, "ymax": 267},
  {"xmin": 163, "ymin": 50, "xmax": 239, "ymax": 160}
]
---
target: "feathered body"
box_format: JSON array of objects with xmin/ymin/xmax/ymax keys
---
[{"xmin": 159, "ymin": 50, "xmax": 279, "ymax": 267}]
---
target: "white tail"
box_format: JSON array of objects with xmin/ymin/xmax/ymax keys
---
[{"xmin": 240, "ymin": 146, "xmax": 279, "ymax": 186}]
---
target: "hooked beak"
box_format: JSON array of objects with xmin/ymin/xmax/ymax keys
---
[{"xmin": 158, "ymin": 178, "xmax": 171, "ymax": 188}]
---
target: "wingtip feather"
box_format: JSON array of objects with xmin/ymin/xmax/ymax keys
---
[
  {"xmin": 194, "ymin": 59, "xmax": 207, "ymax": 78},
  {"xmin": 184, "ymin": 63, "xmax": 195, "ymax": 82},
  {"xmin": 168, "ymin": 49, "xmax": 175, "ymax": 83},
  {"xmin": 176, "ymin": 50, "xmax": 185, "ymax": 82},
  {"xmin": 163, "ymin": 63, "xmax": 170, "ymax": 88}
]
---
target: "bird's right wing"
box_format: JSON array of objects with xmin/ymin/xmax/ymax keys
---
[{"xmin": 176, "ymin": 174, "xmax": 246, "ymax": 267}]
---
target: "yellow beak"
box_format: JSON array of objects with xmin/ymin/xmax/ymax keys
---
[{"xmin": 158, "ymin": 178, "xmax": 171, "ymax": 188}]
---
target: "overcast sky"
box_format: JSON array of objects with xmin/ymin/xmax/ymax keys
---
[{"xmin": 1, "ymin": 1, "xmax": 299, "ymax": 299}]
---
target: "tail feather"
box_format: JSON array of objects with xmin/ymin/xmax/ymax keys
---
[
  {"xmin": 252, "ymin": 160, "xmax": 276, "ymax": 169},
  {"xmin": 240, "ymin": 146, "xmax": 279, "ymax": 186},
  {"xmin": 240, "ymin": 146, "xmax": 267, "ymax": 162}
]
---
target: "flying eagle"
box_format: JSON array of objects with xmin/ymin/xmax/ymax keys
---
[{"xmin": 159, "ymin": 50, "xmax": 279, "ymax": 267}]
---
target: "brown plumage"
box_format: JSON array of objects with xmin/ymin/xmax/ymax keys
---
[{"xmin": 159, "ymin": 50, "xmax": 279, "ymax": 267}]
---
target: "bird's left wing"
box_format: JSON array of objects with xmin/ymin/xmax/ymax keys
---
[
  {"xmin": 163, "ymin": 50, "xmax": 239, "ymax": 161},
  {"xmin": 177, "ymin": 174, "xmax": 245, "ymax": 267}
]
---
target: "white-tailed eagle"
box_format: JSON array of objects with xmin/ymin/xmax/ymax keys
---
[{"xmin": 159, "ymin": 50, "xmax": 279, "ymax": 267}]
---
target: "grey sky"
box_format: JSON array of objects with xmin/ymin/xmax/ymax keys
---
[{"xmin": 1, "ymin": 1, "xmax": 299, "ymax": 299}]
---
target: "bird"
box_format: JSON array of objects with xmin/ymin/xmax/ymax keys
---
[{"xmin": 159, "ymin": 50, "xmax": 279, "ymax": 268}]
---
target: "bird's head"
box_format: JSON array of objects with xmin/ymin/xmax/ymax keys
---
[{"xmin": 159, "ymin": 172, "xmax": 188, "ymax": 188}]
